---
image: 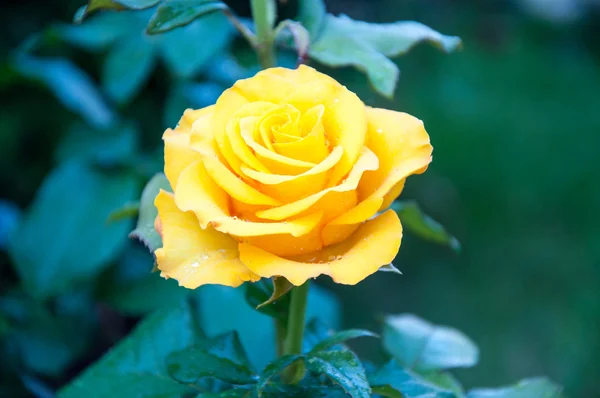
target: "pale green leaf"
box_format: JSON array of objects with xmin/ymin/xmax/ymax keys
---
[
  {"xmin": 75, "ymin": 0, "xmax": 161, "ymax": 23},
  {"xmin": 129, "ymin": 173, "xmax": 171, "ymax": 253},
  {"xmin": 467, "ymin": 377, "xmax": 563, "ymax": 398},
  {"xmin": 147, "ymin": 0, "xmax": 228, "ymax": 34},
  {"xmin": 297, "ymin": 0, "xmax": 326, "ymax": 39},
  {"xmin": 383, "ymin": 314, "xmax": 479, "ymax": 372},
  {"xmin": 309, "ymin": 14, "xmax": 461, "ymax": 97}
]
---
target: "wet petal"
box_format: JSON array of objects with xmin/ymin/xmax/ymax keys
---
[
  {"xmin": 154, "ymin": 190, "xmax": 259, "ymax": 288},
  {"xmin": 239, "ymin": 210, "xmax": 402, "ymax": 286}
]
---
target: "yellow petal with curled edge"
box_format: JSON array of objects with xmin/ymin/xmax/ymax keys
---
[
  {"xmin": 285, "ymin": 66, "xmax": 367, "ymax": 186},
  {"xmin": 154, "ymin": 190, "xmax": 259, "ymax": 288},
  {"xmin": 358, "ymin": 108, "xmax": 433, "ymax": 202},
  {"xmin": 175, "ymin": 106, "xmax": 213, "ymax": 131},
  {"xmin": 211, "ymin": 87, "xmax": 249, "ymax": 175},
  {"xmin": 240, "ymin": 146, "xmax": 343, "ymax": 202},
  {"xmin": 255, "ymin": 147, "xmax": 379, "ymax": 221},
  {"xmin": 272, "ymin": 105, "xmax": 329, "ymax": 164},
  {"xmin": 227, "ymin": 102, "xmax": 278, "ymax": 173},
  {"xmin": 241, "ymin": 129, "xmax": 317, "ymax": 175},
  {"xmin": 176, "ymin": 161, "xmax": 323, "ymax": 237},
  {"xmin": 239, "ymin": 210, "xmax": 402, "ymax": 286},
  {"xmin": 199, "ymin": 145, "xmax": 281, "ymax": 206},
  {"xmin": 163, "ymin": 130, "xmax": 198, "ymax": 192}
]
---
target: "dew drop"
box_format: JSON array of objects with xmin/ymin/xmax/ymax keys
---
[
  {"xmin": 190, "ymin": 261, "xmax": 200, "ymax": 268},
  {"xmin": 336, "ymin": 255, "xmax": 343, "ymax": 260},
  {"xmin": 376, "ymin": 128, "xmax": 383, "ymax": 133},
  {"xmin": 327, "ymin": 255, "xmax": 337, "ymax": 261}
]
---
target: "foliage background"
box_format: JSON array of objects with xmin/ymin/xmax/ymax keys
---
[{"xmin": 1, "ymin": 0, "xmax": 599, "ymax": 397}]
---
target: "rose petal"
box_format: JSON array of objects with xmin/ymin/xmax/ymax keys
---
[
  {"xmin": 255, "ymin": 147, "xmax": 379, "ymax": 221},
  {"xmin": 176, "ymin": 161, "xmax": 323, "ymax": 237},
  {"xmin": 154, "ymin": 190, "xmax": 259, "ymax": 288},
  {"xmin": 239, "ymin": 210, "xmax": 402, "ymax": 286},
  {"xmin": 240, "ymin": 146, "xmax": 343, "ymax": 202}
]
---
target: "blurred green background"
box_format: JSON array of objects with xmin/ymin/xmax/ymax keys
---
[{"xmin": 1, "ymin": 0, "xmax": 599, "ymax": 397}]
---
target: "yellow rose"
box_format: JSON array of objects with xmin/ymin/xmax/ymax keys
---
[{"xmin": 154, "ymin": 65, "xmax": 432, "ymax": 288}]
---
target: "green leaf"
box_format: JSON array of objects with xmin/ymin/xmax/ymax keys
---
[
  {"xmin": 0, "ymin": 290, "xmax": 96, "ymax": 377},
  {"xmin": 257, "ymin": 355, "xmax": 303, "ymax": 395},
  {"xmin": 0, "ymin": 200, "xmax": 20, "ymax": 249},
  {"xmin": 198, "ymin": 331, "xmax": 254, "ymax": 369},
  {"xmin": 130, "ymin": 173, "xmax": 171, "ymax": 253},
  {"xmin": 467, "ymin": 377, "xmax": 563, "ymax": 398},
  {"xmin": 309, "ymin": 329, "xmax": 378, "ymax": 353},
  {"xmin": 421, "ymin": 372, "xmax": 465, "ymax": 398},
  {"xmin": 164, "ymin": 81, "xmax": 224, "ymax": 128},
  {"xmin": 391, "ymin": 200, "xmax": 461, "ymax": 253},
  {"xmin": 75, "ymin": 0, "xmax": 162, "ymax": 23},
  {"xmin": 369, "ymin": 361, "xmax": 455, "ymax": 398},
  {"xmin": 309, "ymin": 15, "xmax": 461, "ymax": 98},
  {"xmin": 305, "ymin": 350, "xmax": 370, "ymax": 398},
  {"xmin": 8, "ymin": 162, "xmax": 138, "ymax": 299},
  {"xmin": 244, "ymin": 277, "xmax": 293, "ymax": 320},
  {"xmin": 56, "ymin": 12, "xmax": 133, "ymax": 51},
  {"xmin": 58, "ymin": 301, "xmax": 200, "ymax": 398},
  {"xmin": 157, "ymin": 12, "xmax": 234, "ymax": 78},
  {"xmin": 383, "ymin": 314, "xmax": 478, "ymax": 372},
  {"xmin": 167, "ymin": 347, "xmax": 257, "ymax": 385},
  {"xmin": 297, "ymin": 0, "xmax": 326, "ymax": 40},
  {"xmin": 11, "ymin": 55, "xmax": 114, "ymax": 128},
  {"xmin": 100, "ymin": 243, "xmax": 188, "ymax": 315},
  {"xmin": 55, "ymin": 122, "xmax": 139, "ymax": 167},
  {"xmin": 102, "ymin": 35, "xmax": 156, "ymax": 104},
  {"xmin": 147, "ymin": 0, "xmax": 228, "ymax": 34}
]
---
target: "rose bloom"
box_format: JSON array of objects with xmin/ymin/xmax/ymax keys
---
[{"xmin": 154, "ymin": 65, "xmax": 432, "ymax": 288}]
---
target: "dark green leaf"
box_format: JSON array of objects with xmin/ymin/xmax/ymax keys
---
[
  {"xmin": 244, "ymin": 277, "xmax": 293, "ymax": 320},
  {"xmin": 157, "ymin": 12, "xmax": 234, "ymax": 77},
  {"xmin": 102, "ymin": 36, "xmax": 156, "ymax": 104},
  {"xmin": 11, "ymin": 55, "xmax": 114, "ymax": 128},
  {"xmin": 199, "ymin": 331, "xmax": 253, "ymax": 369},
  {"xmin": 197, "ymin": 388, "xmax": 254, "ymax": 398},
  {"xmin": 75, "ymin": 0, "xmax": 162, "ymax": 23},
  {"xmin": 167, "ymin": 347, "xmax": 257, "ymax": 385},
  {"xmin": 383, "ymin": 314, "xmax": 478, "ymax": 372},
  {"xmin": 257, "ymin": 355, "xmax": 303, "ymax": 395},
  {"xmin": 297, "ymin": 0, "xmax": 326, "ymax": 40},
  {"xmin": 55, "ymin": 122, "xmax": 139, "ymax": 167},
  {"xmin": 0, "ymin": 200, "xmax": 20, "ymax": 249},
  {"xmin": 309, "ymin": 15, "xmax": 461, "ymax": 97},
  {"xmin": 467, "ymin": 377, "xmax": 563, "ymax": 398},
  {"xmin": 8, "ymin": 162, "xmax": 138, "ymax": 299},
  {"xmin": 147, "ymin": 0, "xmax": 228, "ymax": 34},
  {"xmin": 58, "ymin": 301, "xmax": 200, "ymax": 398},
  {"xmin": 391, "ymin": 201, "xmax": 460, "ymax": 253},
  {"xmin": 378, "ymin": 263, "xmax": 402, "ymax": 275},
  {"xmin": 0, "ymin": 290, "xmax": 96, "ymax": 377},
  {"xmin": 130, "ymin": 173, "xmax": 171, "ymax": 253},
  {"xmin": 309, "ymin": 329, "xmax": 378, "ymax": 353},
  {"xmin": 369, "ymin": 361, "xmax": 455, "ymax": 398},
  {"xmin": 100, "ymin": 244, "xmax": 188, "ymax": 315},
  {"xmin": 305, "ymin": 350, "xmax": 370, "ymax": 398}
]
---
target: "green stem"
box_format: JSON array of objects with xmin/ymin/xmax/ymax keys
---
[
  {"xmin": 282, "ymin": 281, "xmax": 310, "ymax": 383},
  {"xmin": 275, "ymin": 319, "xmax": 286, "ymax": 357},
  {"xmin": 250, "ymin": 0, "xmax": 276, "ymax": 68}
]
